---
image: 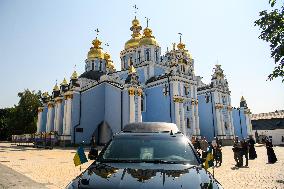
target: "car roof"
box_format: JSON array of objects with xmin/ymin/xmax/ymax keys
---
[{"xmin": 122, "ymin": 122, "xmax": 180, "ymax": 134}]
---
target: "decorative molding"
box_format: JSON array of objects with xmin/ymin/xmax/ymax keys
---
[
  {"xmin": 215, "ymin": 103, "xmax": 223, "ymax": 109},
  {"xmin": 47, "ymin": 102, "xmax": 54, "ymax": 108},
  {"xmin": 128, "ymin": 88, "xmax": 135, "ymax": 96},
  {"xmin": 137, "ymin": 89, "xmax": 143, "ymax": 96},
  {"xmin": 64, "ymin": 91, "xmax": 73, "ymax": 100},
  {"xmin": 55, "ymin": 97, "xmax": 63, "ymax": 104},
  {"xmin": 173, "ymin": 97, "xmax": 184, "ymax": 103},
  {"xmin": 37, "ymin": 107, "xmax": 44, "ymax": 113}
]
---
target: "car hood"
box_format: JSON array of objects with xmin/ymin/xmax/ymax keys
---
[{"xmin": 66, "ymin": 162, "xmax": 222, "ymax": 189}]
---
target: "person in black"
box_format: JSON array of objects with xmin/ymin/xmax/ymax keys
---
[
  {"xmin": 241, "ymin": 139, "xmax": 249, "ymax": 166},
  {"xmin": 233, "ymin": 136, "xmax": 242, "ymax": 167},
  {"xmin": 265, "ymin": 137, "xmax": 277, "ymax": 164},
  {"xmin": 248, "ymin": 135, "xmax": 257, "ymax": 159}
]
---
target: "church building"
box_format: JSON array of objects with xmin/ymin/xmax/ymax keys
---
[{"xmin": 36, "ymin": 16, "xmax": 252, "ymax": 145}]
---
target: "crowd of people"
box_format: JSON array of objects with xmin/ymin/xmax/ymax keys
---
[{"xmin": 191, "ymin": 135, "xmax": 278, "ymax": 168}]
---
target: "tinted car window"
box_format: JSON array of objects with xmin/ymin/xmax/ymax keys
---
[{"xmin": 97, "ymin": 135, "xmax": 199, "ymax": 165}]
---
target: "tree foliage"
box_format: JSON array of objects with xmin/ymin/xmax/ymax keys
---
[
  {"xmin": 0, "ymin": 89, "xmax": 42, "ymax": 140},
  {"xmin": 254, "ymin": 0, "xmax": 284, "ymax": 82}
]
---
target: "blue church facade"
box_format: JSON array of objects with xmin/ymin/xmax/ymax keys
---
[{"xmin": 36, "ymin": 17, "xmax": 252, "ymax": 145}]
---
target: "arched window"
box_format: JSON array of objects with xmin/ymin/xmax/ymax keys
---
[
  {"xmin": 130, "ymin": 57, "xmax": 133, "ymax": 66},
  {"xmin": 138, "ymin": 51, "xmax": 141, "ymax": 63},
  {"xmin": 155, "ymin": 48, "xmax": 159, "ymax": 62},
  {"xmin": 186, "ymin": 118, "xmax": 190, "ymax": 128},
  {"xmin": 146, "ymin": 49, "xmax": 150, "ymax": 61}
]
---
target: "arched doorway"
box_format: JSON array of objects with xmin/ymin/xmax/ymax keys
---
[{"xmin": 96, "ymin": 121, "xmax": 113, "ymax": 145}]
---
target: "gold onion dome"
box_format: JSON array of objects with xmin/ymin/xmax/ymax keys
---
[
  {"xmin": 53, "ymin": 83, "xmax": 60, "ymax": 91},
  {"xmin": 71, "ymin": 71, "xmax": 78, "ymax": 80},
  {"xmin": 125, "ymin": 18, "xmax": 142, "ymax": 49},
  {"xmin": 61, "ymin": 78, "xmax": 68, "ymax": 86},
  {"xmin": 139, "ymin": 27, "xmax": 158, "ymax": 46},
  {"xmin": 87, "ymin": 38, "xmax": 104, "ymax": 59},
  {"xmin": 42, "ymin": 92, "xmax": 49, "ymax": 98},
  {"xmin": 104, "ymin": 52, "xmax": 115, "ymax": 69}
]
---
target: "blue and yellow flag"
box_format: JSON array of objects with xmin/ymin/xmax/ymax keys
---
[
  {"xmin": 204, "ymin": 145, "xmax": 214, "ymax": 170},
  {"xmin": 73, "ymin": 146, "xmax": 88, "ymax": 166}
]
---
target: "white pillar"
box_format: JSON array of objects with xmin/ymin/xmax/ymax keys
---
[
  {"xmin": 246, "ymin": 113, "xmax": 252, "ymax": 136},
  {"xmin": 46, "ymin": 105, "xmax": 51, "ymax": 132},
  {"xmin": 37, "ymin": 108, "xmax": 43, "ymax": 133},
  {"xmin": 129, "ymin": 88, "xmax": 135, "ymax": 123},
  {"xmin": 195, "ymin": 102, "xmax": 200, "ymax": 135},
  {"xmin": 137, "ymin": 90, "xmax": 142, "ymax": 122},
  {"xmin": 191, "ymin": 103, "xmax": 196, "ymax": 135},
  {"xmin": 54, "ymin": 98, "xmax": 63, "ymax": 134},
  {"xmin": 180, "ymin": 103, "xmax": 186, "ymax": 134},
  {"xmin": 63, "ymin": 94, "xmax": 72, "ymax": 136},
  {"xmin": 174, "ymin": 101, "xmax": 180, "ymax": 129}
]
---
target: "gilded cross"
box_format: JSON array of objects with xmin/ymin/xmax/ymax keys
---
[
  {"xmin": 95, "ymin": 28, "xmax": 99, "ymax": 38},
  {"xmin": 145, "ymin": 17, "xmax": 150, "ymax": 27},
  {"xmin": 133, "ymin": 4, "xmax": 138, "ymax": 18},
  {"xmin": 178, "ymin": 33, "xmax": 182, "ymax": 43}
]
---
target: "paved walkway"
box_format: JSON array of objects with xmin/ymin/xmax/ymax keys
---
[
  {"xmin": 0, "ymin": 142, "xmax": 283, "ymax": 189},
  {"xmin": 0, "ymin": 163, "xmax": 46, "ymax": 189}
]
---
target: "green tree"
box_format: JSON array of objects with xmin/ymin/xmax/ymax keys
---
[
  {"xmin": 0, "ymin": 90, "xmax": 42, "ymax": 140},
  {"xmin": 255, "ymin": 0, "xmax": 284, "ymax": 82},
  {"xmin": 15, "ymin": 89, "xmax": 42, "ymax": 134}
]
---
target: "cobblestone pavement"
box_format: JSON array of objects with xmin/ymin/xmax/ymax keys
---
[{"xmin": 0, "ymin": 142, "xmax": 283, "ymax": 189}]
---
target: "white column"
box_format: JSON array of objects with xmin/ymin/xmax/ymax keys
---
[
  {"xmin": 195, "ymin": 103, "xmax": 200, "ymax": 135},
  {"xmin": 54, "ymin": 99, "xmax": 63, "ymax": 134},
  {"xmin": 64, "ymin": 96, "xmax": 72, "ymax": 136},
  {"xmin": 191, "ymin": 103, "xmax": 196, "ymax": 135},
  {"xmin": 173, "ymin": 81, "xmax": 178, "ymax": 96},
  {"xmin": 129, "ymin": 89, "xmax": 135, "ymax": 123},
  {"xmin": 174, "ymin": 102, "xmax": 180, "ymax": 129},
  {"xmin": 46, "ymin": 106, "xmax": 51, "ymax": 132},
  {"xmin": 137, "ymin": 90, "xmax": 142, "ymax": 122},
  {"xmin": 180, "ymin": 103, "xmax": 186, "ymax": 134},
  {"xmin": 37, "ymin": 108, "xmax": 43, "ymax": 133}
]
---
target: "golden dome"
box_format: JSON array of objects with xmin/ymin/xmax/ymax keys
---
[
  {"xmin": 132, "ymin": 18, "xmax": 140, "ymax": 26},
  {"xmin": 177, "ymin": 42, "xmax": 185, "ymax": 50},
  {"xmin": 125, "ymin": 37, "xmax": 141, "ymax": 49},
  {"xmin": 125, "ymin": 18, "xmax": 142, "ymax": 50},
  {"xmin": 53, "ymin": 83, "xmax": 60, "ymax": 91},
  {"xmin": 42, "ymin": 92, "xmax": 49, "ymax": 98},
  {"xmin": 139, "ymin": 27, "xmax": 158, "ymax": 46},
  {"xmin": 60, "ymin": 78, "xmax": 68, "ymax": 86},
  {"xmin": 71, "ymin": 71, "xmax": 78, "ymax": 80},
  {"xmin": 87, "ymin": 38, "xmax": 104, "ymax": 60},
  {"xmin": 104, "ymin": 52, "xmax": 115, "ymax": 69}
]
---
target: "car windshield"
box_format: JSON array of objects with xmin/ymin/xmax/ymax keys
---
[{"xmin": 97, "ymin": 135, "xmax": 199, "ymax": 165}]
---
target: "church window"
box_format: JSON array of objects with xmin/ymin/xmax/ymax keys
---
[
  {"xmin": 138, "ymin": 51, "xmax": 141, "ymax": 63},
  {"xmin": 146, "ymin": 49, "xmax": 150, "ymax": 61},
  {"xmin": 186, "ymin": 118, "xmax": 190, "ymax": 128},
  {"xmin": 187, "ymin": 105, "xmax": 189, "ymax": 111},
  {"xmin": 92, "ymin": 62, "xmax": 94, "ymax": 70},
  {"xmin": 155, "ymin": 48, "xmax": 159, "ymax": 62},
  {"xmin": 130, "ymin": 57, "xmax": 133, "ymax": 66},
  {"xmin": 184, "ymin": 86, "xmax": 188, "ymax": 96},
  {"xmin": 123, "ymin": 56, "xmax": 127, "ymax": 68},
  {"xmin": 141, "ymin": 94, "xmax": 146, "ymax": 112}
]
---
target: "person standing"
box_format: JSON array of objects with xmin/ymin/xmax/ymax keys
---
[
  {"xmin": 200, "ymin": 137, "xmax": 209, "ymax": 163},
  {"xmin": 233, "ymin": 136, "xmax": 242, "ymax": 167},
  {"xmin": 265, "ymin": 137, "xmax": 277, "ymax": 164},
  {"xmin": 248, "ymin": 135, "xmax": 257, "ymax": 159}
]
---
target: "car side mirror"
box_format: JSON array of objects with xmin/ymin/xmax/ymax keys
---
[{"xmin": 88, "ymin": 148, "xmax": 98, "ymax": 160}]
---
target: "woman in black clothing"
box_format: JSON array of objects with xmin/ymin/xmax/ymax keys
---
[
  {"xmin": 265, "ymin": 137, "xmax": 277, "ymax": 164},
  {"xmin": 248, "ymin": 135, "xmax": 257, "ymax": 159}
]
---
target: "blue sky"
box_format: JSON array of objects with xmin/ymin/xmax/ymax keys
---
[{"xmin": 0, "ymin": 0, "xmax": 283, "ymax": 113}]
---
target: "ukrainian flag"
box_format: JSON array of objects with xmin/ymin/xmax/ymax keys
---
[
  {"xmin": 204, "ymin": 145, "xmax": 214, "ymax": 170},
  {"xmin": 73, "ymin": 146, "xmax": 88, "ymax": 166}
]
